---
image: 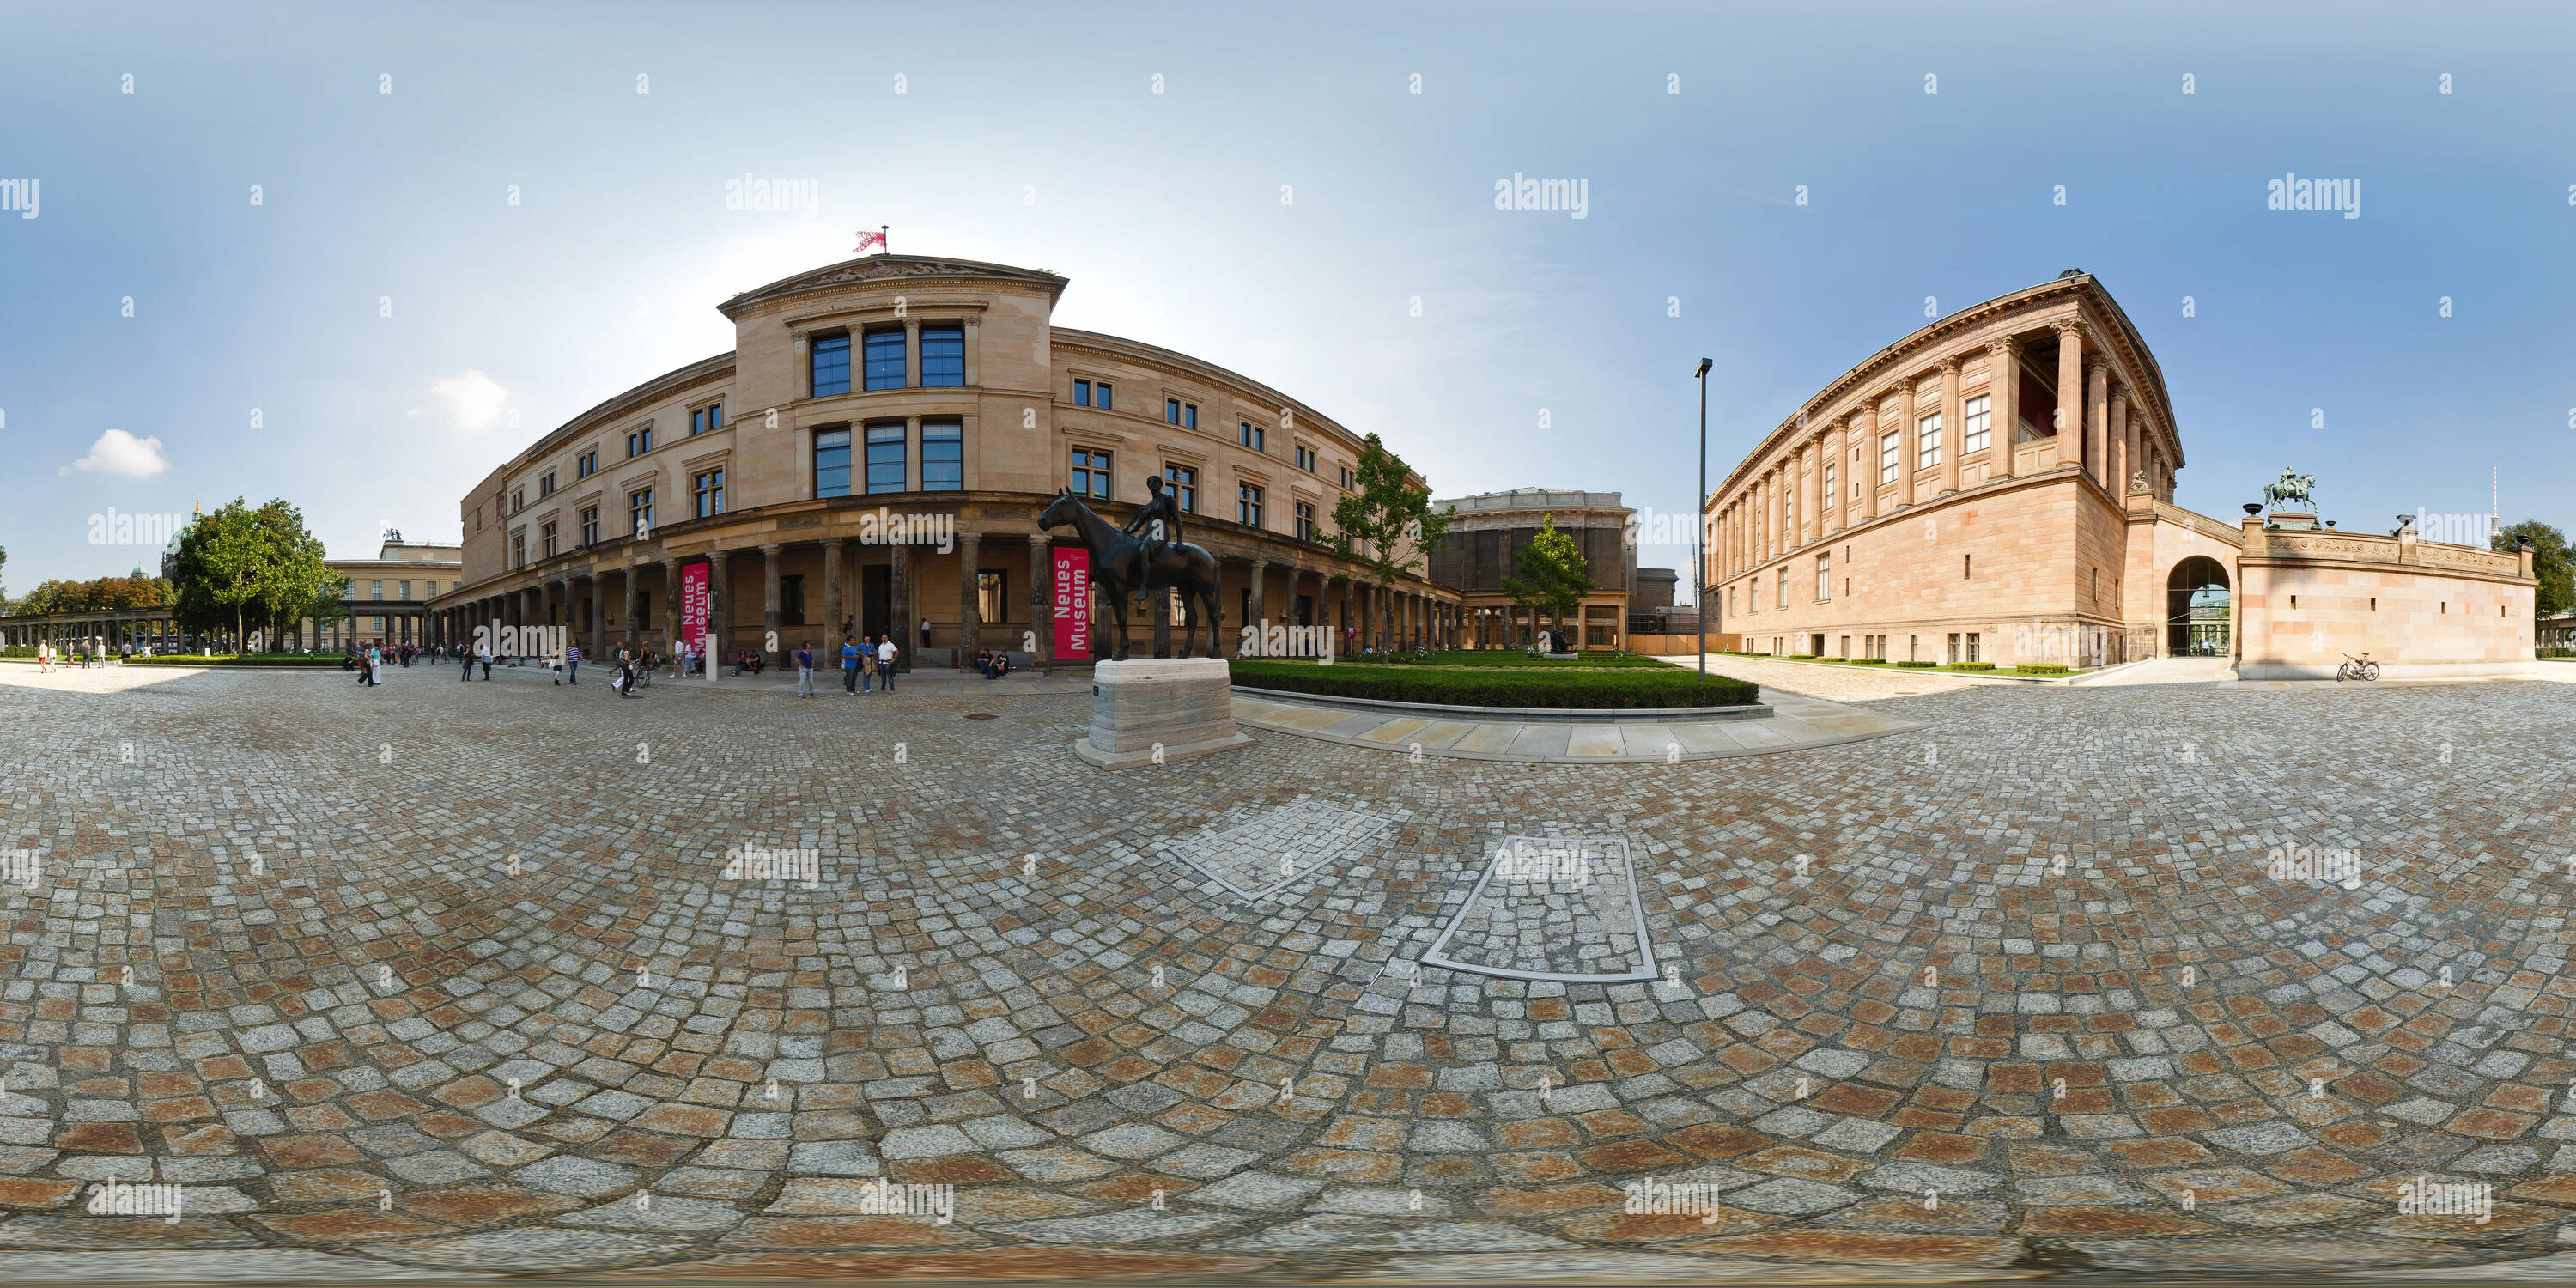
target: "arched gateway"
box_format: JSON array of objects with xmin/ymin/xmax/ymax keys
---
[{"xmin": 2166, "ymin": 556, "xmax": 2229, "ymax": 656}]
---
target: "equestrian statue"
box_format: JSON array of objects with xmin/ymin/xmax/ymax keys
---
[
  {"xmin": 2263, "ymin": 469, "xmax": 2318, "ymax": 512},
  {"xmin": 1038, "ymin": 480, "xmax": 1225, "ymax": 661}
]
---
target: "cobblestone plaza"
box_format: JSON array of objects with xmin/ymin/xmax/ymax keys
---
[{"xmin": 4, "ymin": 661, "xmax": 2574, "ymax": 1283}]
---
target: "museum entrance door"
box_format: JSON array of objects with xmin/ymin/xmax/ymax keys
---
[{"xmin": 2166, "ymin": 556, "xmax": 2230, "ymax": 656}]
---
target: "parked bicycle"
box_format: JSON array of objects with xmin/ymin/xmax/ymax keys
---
[{"xmin": 2336, "ymin": 652, "xmax": 2379, "ymax": 682}]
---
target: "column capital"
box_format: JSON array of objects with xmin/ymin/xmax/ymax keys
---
[
  {"xmin": 821, "ymin": 535, "xmax": 845, "ymax": 550},
  {"xmin": 759, "ymin": 543, "xmax": 781, "ymax": 556},
  {"xmin": 2085, "ymin": 352, "xmax": 2109, "ymax": 376},
  {"xmin": 1027, "ymin": 532, "xmax": 1053, "ymax": 547},
  {"xmin": 2052, "ymin": 316, "xmax": 2085, "ymax": 339},
  {"xmin": 1990, "ymin": 334, "xmax": 2022, "ymax": 359},
  {"xmin": 1937, "ymin": 353, "xmax": 1964, "ymax": 375}
]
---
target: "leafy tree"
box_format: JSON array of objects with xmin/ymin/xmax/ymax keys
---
[
  {"xmin": 1502, "ymin": 514, "xmax": 1592, "ymax": 650},
  {"xmin": 169, "ymin": 498, "xmax": 333, "ymax": 653},
  {"xmin": 1323, "ymin": 434, "xmax": 1453, "ymax": 652},
  {"xmin": 2495, "ymin": 519, "xmax": 2573, "ymax": 622}
]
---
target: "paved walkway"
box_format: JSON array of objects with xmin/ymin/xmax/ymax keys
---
[
  {"xmin": 3, "ymin": 661, "xmax": 2576, "ymax": 1284},
  {"xmin": 1233, "ymin": 687, "xmax": 1923, "ymax": 763}
]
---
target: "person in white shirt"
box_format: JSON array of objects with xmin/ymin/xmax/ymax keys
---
[{"xmin": 877, "ymin": 635, "xmax": 898, "ymax": 693}]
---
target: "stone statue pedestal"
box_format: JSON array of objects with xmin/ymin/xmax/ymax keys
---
[{"xmin": 1074, "ymin": 658, "xmax": 1252, "ymax": 770}]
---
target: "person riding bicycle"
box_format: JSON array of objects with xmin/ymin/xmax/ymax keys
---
[{"xmin": 1118, "ymin": 473, "xmax": 1185, "ymax": 588}]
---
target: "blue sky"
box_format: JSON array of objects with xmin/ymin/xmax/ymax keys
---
[{"xmin": 6, "ymin": 1, "xmax": 2573, "ymax": 598}]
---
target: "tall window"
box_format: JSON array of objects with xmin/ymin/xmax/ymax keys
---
[
  {"xmin": 1777, "ymin": 572, "xmax": 1788, "ymax": 610},
  {"xmin": 1236, "ymin": 482, "xmax": 1264, "ymax": 528},
  {"xmin": 509, "ymin": 529, "xmax": 523, "ymax": 567},
  {"xmin": 1094, "ymin": 381, "xmax": 1113, "ymax": 410},
  {"xmin": 976, "ymin": 572, "xmax": 1006, "ymax": 625},
  {"xmin": 540, "ymin": 471, "xmax": 555, "ymax": 497},
  {"xmin": 866, "ymin": 424, "xmax": 907, "ymax": 493},
  {"xmin": 1240, "ymin": 422, "xmax": 1265, "ymax": 452},
  {"xmin": 1073, "ymin": 378, "xmax": 1091, "ymax": 406},
  {"xmin": 1879, "ymin": 431, "xmax": 1899, "ymax": 484},
  {"xmin": 1815, "ymin": 551, "xmax": 1830, "ymax": 601},
  {"xmin": 1294, "ymin": 500, "xmax": 1317, "ymax": 541},
  {"xmin": 694, "ymin": 469, "xmax": 725, "ymax": 518},
  {"xmin": 1295, "ymin": 444, "xmax": 1316, "ymax": 471},
  {"xmin": 1167, "ymin": 398, "xmax": 1199, "ymax": 428},
  {"xmin": 1164, "ymin": 464, "xmax": 1198, "ymax": 513},
  {"xmin": 577, "ymin": 450, "xmax": 597, "ymax": 477},
  {"xmin": 541, "ymin": 522, "xmax": 556, "ymax": 559},
  {"xmin": 1071, "ymin": 448, "xmax": 1112, "ymax": 500},
  {"xmin": 1917, "ymin": 412, "xmax": 1942, "ymax": 470},
  {"xmin": 815, "ymin": 429, "xmax": 852, "ymax": 498},
  {"xmin": 1821, "ymin": 463, "xmax": 1835, "ymax": 510},
  {"xmin": 920, "ymin": 324, "xmax": 964, "ymax": 387},
  {"xmin": 629, "ymin": 489, "xmax": 653, "ymax": 536},
  {"xmin": 1339, "ymin": 465, "xmax": 1354, "ymax": 489},
  {"xmin": 580, "ymin": 506, "xmax": 599, "ymax": 546},
  {"xmin": 513, "ymin": 488, "xmax": 524, "ymax": 513},
  {"xmin": 920, "ymin": 420, "xmax": 963, "ymax": 491},
  {"xmin": 863, "ymin": 327, "xmax": 907, "ymax": 389},
  {"xmin": 781, "ymin": 575, "xmax": 805, "ymax": 626},
  {"xmin": 691, "ymin": 403, "xmax": 724, "ymax": 434},
  {"xmin": 627, "ymin": 427, "xmax": 651, "ymax": 458},
  {"xmin": 1962, "ymin": 394, "xmax": 1990, "ymax": 454},
  {"xmin": 811, "ymin": 333, "xmax": 851, "ymax": 396}
]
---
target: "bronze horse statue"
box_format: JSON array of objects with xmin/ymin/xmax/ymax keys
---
[{"xmin": 1037, "ymin": 490, "xmax": 1224, "ymax": 661}]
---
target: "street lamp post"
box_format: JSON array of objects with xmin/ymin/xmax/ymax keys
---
[{"xmin": 1694, "ymin": 357, "xmax": 1714, "ymax": 676}]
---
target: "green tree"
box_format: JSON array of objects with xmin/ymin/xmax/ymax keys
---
[
  {"xmin": 2495, "ymin": 519, "xmax": 2573, "ymax": 622},
  {"xmin": 1323, "ymin": 434, "xmax": 1453, "ymax": 652},
  {"xmin": 1502, "ymin": 514, "xmax": 1592, "ymax": 651},
  {"xmin": 169, "ymin": 498, "xmax": 334, "ymax": 653}
]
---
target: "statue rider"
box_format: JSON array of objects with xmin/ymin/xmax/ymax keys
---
[{"xmin": 1120, "ymin": 473, "xmax": 1185, "ymax": 590}]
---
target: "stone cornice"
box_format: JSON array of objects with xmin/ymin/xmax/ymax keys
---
[{"xmin": 720, "ymin": 255, "xmax": 1068, "ymax": 319}]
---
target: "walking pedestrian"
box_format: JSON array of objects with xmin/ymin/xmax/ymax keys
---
[
  {"xmin": 841, "ymin": 635, "xmax": 860, "ymax": 695},
  {"xmin": 795, "ymin": 643, "xmax": 815, "ymax": 697},
  {"xmin": 477, "ymin": 640, "xmax": 493, "ymax": 679},
  {"xmin": 566, "ymin": 641, "xmax": 580, "ymax": 684},
  {"xmin": 460, "ymin": 643, "xmax": 474, "ymax": 682},
  {"xmin": 877, "ymin": 633, "xmax": 899, "ymax": 693}
]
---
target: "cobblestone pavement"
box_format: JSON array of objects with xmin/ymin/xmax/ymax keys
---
[{"xmin": 3, "ymin": 660, "xmax": 2575, "ymax": 1284}]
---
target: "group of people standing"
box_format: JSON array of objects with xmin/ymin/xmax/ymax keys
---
[{"xmin": 791, "ymin": 634, "xmax": 902, "ymax": 696}]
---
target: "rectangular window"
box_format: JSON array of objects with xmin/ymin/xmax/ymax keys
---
[
  {"xmin": 811, "ymin": 332, "xmax": 851, "ymax": 396},
  {"xmin": 1095, "ymin": 381, "xmax": 1113, "ymax": 410},
  {"xmin": 1747, "ymin": 576, "xmax": 1756, "ymax": 612},
  {"xmin": 694, "ymin": 468, "xmax": 726, "ymax": 518},
  {"xmin": 1879, "ymin": 432, "xmax": 1899, "ymax": 484},
  {"xmin": 1816, "ymin": 552, "xmax": 1830, "ymax": 601},
  {"xmin": 513, "ymin": 489, "xmax": 524, "ymax": 513},
  {"xmin": 1239, "ymin": 422, "xmax": 1264, "ymax": 452},
  {"xmin": 1822, "ymin": 463, "xmax": 1835, "ymax": 511},
  {"xmin": 919, "ymin": 324, "xmax": 964, "ymax": 387},
  {"xmin": 1339, "ymin": 465, "xmax": 1354, "ymax": 489},
  {"xmin": 690, "ymin": 403, "xmax": 724, "ymax": 434},
  {"xmin": 629, "ymin": 489, "xmax": 653, "ymax": 536},
  {"xmin": 781, "ymin": 574, "xmax": 805, "ymax": 627},
  {"xmin": 866, "ymin": 423, "xmax": 908, "ymax": 494},
  {"xmin": 1963, "ymin": 553, "xmax": 1971, "ymax": 580},
  {"xmin": 1777, "ymin": 573, "xmax": 1788, "ymax": 610},
  {"xmin": 540, "ymin": 471, "xmax": 555, "ymax": 497},
  {"xmin": 509, "ymin": 528, "xmax": 522, "ymax": 567},
  {"xmin": 1073, "ymin": 378, "xmax": 1091, "ymax": 407},
  {"xmin": 862, "ymin": 327, "xmax": 906, "ymax": 390},
  {"xmin": 1183, "ymin": 404, "xmax": 1197, "ymax": 429},
  {"xmin": 1917, "ymin": 412, "xmax": 1941, "ymax": 469},
  {"xmin": 920, "ymin": 419, "xmax": 963, "ymax": 491},
  {"xmin": 1967, "ymin": 632, "xmax": 1981, "ymax": 664},
  {"xmin": 1297, "ymin": 445, "xmax": 1316, "ymax": 471},
  {"xmin": 627, "ymin": 427, "xmax": 651, "ymax": 458},
  {"xmin": 1164, "ymin": 464, "xmax": 1198, "ymax": 513},
  {"xmin": 540, "ymin": 522, "xmax": 556, "ymax": 559},
  {"xmin": 577, "ymin": 450, "xmax": 597, "ymax": 478},
  {"xmin": 1294, "ymin": 500, "xmax": 1317, "ymax": 541},
  {"xmin": 580, "ymin": 506, "xmax": 598, "ymax": 546},
  {"xmin": 976, "ymin": 571, "xmax": 1006, "ymax": 625},
  {"xmin": 1236, "ymin": 482, "xmax": 1264, "ymax": 528},
  {"xmin": 1072, "ymin": 447, "xmax": 1113, "ymax": 500},
  {"xmin": 1963, "ymin": 394, "xmax": 1990, "ymax": 454},
  {"xmin": 370, "ymin": 580, "xmax": 384, "ymax": 600},
  {"xmin": 816, "ymin": 429, "xmax": 852, "ymax": 498}
]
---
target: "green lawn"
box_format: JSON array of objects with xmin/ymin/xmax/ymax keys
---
[{"xmin": 1231, "ymin": 658, "xmax": 1758, "ymax": 708}]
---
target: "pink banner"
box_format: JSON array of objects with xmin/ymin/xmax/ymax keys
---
[
  {"xmin": 681, "ymin": 562, "xmax": 709, "ymax": 649},
  {"xmin": 1053, "ymin": 547, "xmax": 1091, "ymax": 659}
]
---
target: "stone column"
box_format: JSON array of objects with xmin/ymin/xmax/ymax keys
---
[
  {"xmin": 662, "ymin": 563, "xmax": 679, "ymax": 656},
  {"xmin": 1938, "ymin": 355, "xmax": 1964, "ymax": 496},
  {"xmin": 822, "ymin": 538, "xmax": 845, "ymax": 644},
  {"xmin": 2054, "ymin": 319, "xmax": 2086, "ymax": 474},
  {"xmin": 887, "ymin": 544, "xmax": 911, "ymax": 671},
  {"xmin": 1859, "ymin": 401, "xmax": 1885, "ymax": 520},
  {"xmin": 1822, "ymin": 424, "xmax": 1843, "ymax": 534},
  {"xmin": 623, "ymin": 562, "xmax": 641, "ymax": 655},
  {"xmin": 957, "ymin": 529, "xmax": 981, "ymax": 669},
  {"xmin": 590, "ymin": 574, "xmax": 607, "ymax": 659},
  {"xmin": 706, "ymin": 550, "xmax": 729, "ymax": 671},
  {"xmin": 1028, "ymin": 532, "xmax": 1054, "ymax": 673},
  {"xmin": 1247, "ymin": 557, "xmax": 1269, "ymax": 656},
  {"xmin": 2108, "ymin": 384, "xmax": 2131, "ymax": 501},
  {"xmin": 1988, "ymin": 337, "xmax": 2020, "ymax": 481},
  {"xmin": 2086, "ymin": 355, "xmax": 2110, "ymax": 489},
  {"xmin": 1896, "ymin": 379, "xmax": 1920, "ymax": 509},
  {"xmin": 760, "ymin": 544, "xmax": 783, "ymax": 663}
]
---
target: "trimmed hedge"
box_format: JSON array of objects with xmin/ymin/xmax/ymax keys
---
[
  {"xmin": 2014, "ymin": 663, "xmax": 2069, "ymax": 676},
  {"xmin": 1850, "ymin": 658, "xmax": 1889, "ymax": 665},
  {"xmin": 1892, "ymin": 659, "xmax": 1938, "ymax": 668},
  {"xmin": 1230, "ymin": 659, "xmax": 1758, "ymax": 709},
  {"xmin": 1950, "ymin": 662, "xmax": 1996, "ymax": 671},
  {"xmin": 1337, "ymin": 650, "xmax": 1664, "ymax": 669},
  {"xmin": 121, "ymin": 653, "xmax": 344, "ymax": 668}
]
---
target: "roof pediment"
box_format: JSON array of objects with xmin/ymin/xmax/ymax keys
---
[{"xmin": 720, "ymin": 255, "xmax": 1068, "ymax": 318}]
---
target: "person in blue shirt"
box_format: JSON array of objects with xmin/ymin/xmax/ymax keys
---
[
  {"xmin": 795, "ymin": 644, "xmax": 816, "ymax": 697},
  {"xmin": 841, "ymin": 635, "xmax": 860, "ymax": 694}
]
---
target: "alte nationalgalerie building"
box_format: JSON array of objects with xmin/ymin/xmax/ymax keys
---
[
  {"xmin": 430, "ymin": 255, "xmax": 1461, "ymax": 668},
  {"xmin": 1704, "ymin": 271, "xmax": 2536, "ymax": 679}
]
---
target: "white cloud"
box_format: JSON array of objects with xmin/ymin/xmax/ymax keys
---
[
  {"xmin": 59, "ymin": 428, "xmax": 168, "ymax": 477},
  {"xmin": 410, "ymin": 369, "xmax": 511, "ymax": 433}
]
